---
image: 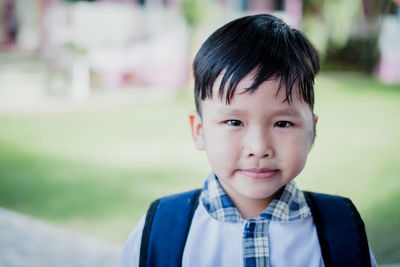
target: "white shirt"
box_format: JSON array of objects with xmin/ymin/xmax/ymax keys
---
[
  {"xmin": 117, "ymin": 185, "xmax": 378, "ymax": 267},
  {"xmin": 117, "ymin": 203, "xmax": 334, "ymax": 267}
]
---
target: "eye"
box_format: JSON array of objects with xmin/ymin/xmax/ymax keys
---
[
  {"xmin": 274, "ymin": 121, "xmax": 292, "ymax": 128},
  {"xmin": 225, "ymin": 120, "xmax": 244, "ymax": 126}
]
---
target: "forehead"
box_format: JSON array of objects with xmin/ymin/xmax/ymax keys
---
[{"xmin": 207, "ymin": 72, "xmax": 306, "ymax": 111}]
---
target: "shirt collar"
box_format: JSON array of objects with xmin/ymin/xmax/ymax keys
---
[{"xmin": 200, "ymin": 172, "xmax": 311, "ymax": 222}]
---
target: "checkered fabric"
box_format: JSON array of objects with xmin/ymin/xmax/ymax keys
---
[{"xmin": 200, "ymin": 172, "xmax": 311, "ymax": 267}]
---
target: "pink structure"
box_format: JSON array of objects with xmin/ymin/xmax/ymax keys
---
[
  {"xmin": 0, "ymin": 0, "xmax": 307, "ymax": 99},
  {"xmin": 377, "ymin": 15, "xmax": 400, "ymax": 84},
  {"xmin": 1, "ymin": 0, "xmax": 18, "ymax": 47}
]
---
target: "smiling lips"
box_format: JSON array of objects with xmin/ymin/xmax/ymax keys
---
[{"xmin": 240, "ymin": 168, "xmax": 278, "ymax": 179}]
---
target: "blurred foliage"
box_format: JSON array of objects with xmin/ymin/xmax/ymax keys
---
[
  {"xmin": 324, "ymin": 35, "xmax": 380, "ymax": 73},
  {"xmin": 181, "ymin": 0, "xmax": 224, "ymax": 30},
  {"xmin": 63, "ymin": 42, "xmax": 87, "ymax": 55},
  {"xmin": 181, "ymin": 0, "xmax": 209, "ymax": 29},
  {"xmin": 303, "ymin": 0, "xmax": 391, "ymax": 73},
  {"xmin": 303, "ymin": 0, "xmax": 361, "ymax": 58}
]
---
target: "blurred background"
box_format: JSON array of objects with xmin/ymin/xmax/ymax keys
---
[{"xmin": 0, "ymin": 0, "xmax": 399, "ymax": 266}]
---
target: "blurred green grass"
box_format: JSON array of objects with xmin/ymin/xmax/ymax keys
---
[{"xmin": 0, "ymin": 72, "xmax": 399, "ymax": 263}]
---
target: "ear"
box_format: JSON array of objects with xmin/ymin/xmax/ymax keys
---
[
  {"xmin": 309, "ymin": 113, "xmax": 319, "ymax": 150},
  {"xmin": 188, "ymin": 110, "xmax": 205, "ymax": 150},
  {"xmin": 313, "ymin": 114, "xmax": 319, "ymax": 125}
]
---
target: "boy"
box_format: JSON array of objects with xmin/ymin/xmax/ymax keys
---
[{"xmin": 117, "ymin": 14, "xmax": 377, "ymax": 267}]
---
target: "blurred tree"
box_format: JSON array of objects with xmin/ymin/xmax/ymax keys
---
[
  {"xmin": 181, "ymin": 0, "xmax": 208, "ymax": 29},
  {"xmin": 303, "ymin": 0, "xmax": 392, "ymax": 73}
]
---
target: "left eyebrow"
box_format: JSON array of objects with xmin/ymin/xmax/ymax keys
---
[{"xmin": 271, "ymin": 109, "xmax": 302, "ymax": 117}]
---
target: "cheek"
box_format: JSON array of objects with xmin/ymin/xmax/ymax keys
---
[
  {"xmin": 297, "ymin": 120, "xmax": 315, "ymax": 150},
  {"xmin": 204, "ymin": 130, "xmax": 240, "ymax": 169},
  {"xmin": 278, "ymin": 144, "xmax": 309, "ymax": 182},
  {"xmin": 279, "ymin": 134, "xmax": 310, "ymax": 168},
  {"xmin": 295, "ymin": 144, "xmax": 310, "ymax": 171}
]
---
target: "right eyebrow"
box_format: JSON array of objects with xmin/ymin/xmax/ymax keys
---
[{"xmin": 217, "ymin": 108, "xmax": 248, "ymax": 116}]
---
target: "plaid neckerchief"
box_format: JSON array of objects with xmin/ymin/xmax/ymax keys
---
[{"xmin": 200, "ymin": 172, "xmax": 311, "ymax": 267}]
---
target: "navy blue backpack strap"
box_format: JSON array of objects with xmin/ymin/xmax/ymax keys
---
[
  {"xmin": 139, "ymin": 189, "xmax": 202, "ymax": 267},
  {"xmin": 304, "ymin": 191, "xmax": 371, "ymax": 267}
]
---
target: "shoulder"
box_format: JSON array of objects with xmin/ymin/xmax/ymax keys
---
[
  {"xmin": 149, "ymin": 189, "xmax": 202, "ymax": 225},
  {"xmin": 304, "ymin": 191, "xmax": 375, "ymax": 267},
  {"xmin": 115, "ymin": 215, "xmax": 146, "ymax": 267},
  {"xmin": 303, "ymin": 191, "xmax": 358, "ymax": 219},
  {"xmin": 157, "ymin": 189, "xmax": 203, "ymax": 205},
  {"xmin": 302, "ymin": 191, "xmax": 365, "ymax": 237},
  {"xmin": 116, "ymin": 189, "xmax": 202, "ymax": 267}
]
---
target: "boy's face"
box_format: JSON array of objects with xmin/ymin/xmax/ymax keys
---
[{"xmin": 189, "ymin": 73, "xmax": 318, "ymax": 214}]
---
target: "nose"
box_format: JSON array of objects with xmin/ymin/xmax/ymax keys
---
[{"xmin": 244, "ymin": 126, "xmax": 274, "ymax": 159}]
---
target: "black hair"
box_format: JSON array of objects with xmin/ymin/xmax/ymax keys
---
[{"xmin": 193, "ymin": 14, "xmax": 320, "ymax": 115}]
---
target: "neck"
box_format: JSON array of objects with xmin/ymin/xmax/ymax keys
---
[
  {"xmin": 234, "ymin": 198, "xmax": 271, "ymax": 219},
  {"xmin": 218, "ymin": 180, "xmax": 278, "ymax": 219}
]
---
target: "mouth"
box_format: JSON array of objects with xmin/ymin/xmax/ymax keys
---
[{"xmin": 239, "ymin": 168, "xmax": 278, "ymax": 179}]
